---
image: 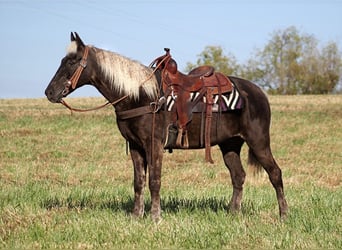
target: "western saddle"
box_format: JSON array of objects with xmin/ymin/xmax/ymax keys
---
[{"xmin": 151, "ymin": 48, "xmax": 233, "ymax": 163}]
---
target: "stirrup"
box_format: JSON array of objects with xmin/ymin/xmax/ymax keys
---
[{"xmin": 164, "ymin": 124, "xmax": 178, "ymax": 151}]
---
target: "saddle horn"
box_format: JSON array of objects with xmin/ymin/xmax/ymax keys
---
[{"xmin": 149, "ymin": 48, "xmax": 172, "ymax": 69}]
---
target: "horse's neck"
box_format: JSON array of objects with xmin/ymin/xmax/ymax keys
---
[
  {"xmin": 92, "ymin": 79, "xmax": 120, "ymax": 103},
  {"xmin": 90, "ymin": 68, "xmax": 156, "ymax": 110},
  {"xmin": 93, "ymin": 48, "xmax": 158, "ymax": 101}
]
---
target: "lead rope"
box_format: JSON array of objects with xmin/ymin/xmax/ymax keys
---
[{"xmin": 60, "ymin": 94, "xmax": 128, "ymax": 113}]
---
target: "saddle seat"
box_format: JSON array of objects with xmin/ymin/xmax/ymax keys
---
[
  {"xmin": 188, "ymin": 65, "xmax": 214, "ymax": 77},
  {"xmin": 164, "ymin": 62, "xmax": 233, "ymax": 94}
]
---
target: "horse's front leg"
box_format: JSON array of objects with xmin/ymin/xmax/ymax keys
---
[
  {"xmin": 147, "ymin": 141, "xmax": 164, "ymax": 223},
  {"xmin": 129, "ymin": 142, "xmax": 147, "ymax": 218}
]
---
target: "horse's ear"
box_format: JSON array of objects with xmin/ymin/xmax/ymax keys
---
[
  {"xmin": 71, "ymin": 32, "xmax": 76, "ymax": 41},
  {"xmin": 74, "ymin": 32, "xmax": 85, "ymax": 48}
]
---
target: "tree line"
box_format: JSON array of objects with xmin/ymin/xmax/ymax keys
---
[{"xmin": 185, "ymin": 26, "xmax": 342, "ymax": 94}]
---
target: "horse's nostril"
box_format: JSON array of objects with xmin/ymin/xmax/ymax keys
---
[{"xmin": 45, "ymin": 89, "xmax": 53, "ymax": 99}]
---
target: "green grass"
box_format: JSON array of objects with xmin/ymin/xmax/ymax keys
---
[{"xmin": 0, "ymin": 96, "xmax": 341, "ymax": 249}]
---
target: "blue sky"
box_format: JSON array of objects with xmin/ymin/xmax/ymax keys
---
[{"xmin": 1, "ymin": 0, "xmax": 341, "ymax": 98}]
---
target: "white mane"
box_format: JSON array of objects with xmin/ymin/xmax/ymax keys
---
[
  {"xmin": 66, "ymin": 42, "xmax": 157, "ymax": 99},
  {"xmin": 95, "ymin": 48, "xmax": 158, "ymax": 99}
]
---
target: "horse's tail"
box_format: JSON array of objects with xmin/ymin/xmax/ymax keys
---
[{"xmin": 248, "ymin": 148, "xmax": 263, "ymax": 175}]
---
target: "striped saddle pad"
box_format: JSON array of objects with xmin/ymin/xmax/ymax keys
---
[{"xmin": 165, "ymin": 86, "xmax": 244, "ymax": 113}]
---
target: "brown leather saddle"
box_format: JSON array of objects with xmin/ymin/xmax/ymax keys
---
[{"xmin": 151, "ymin": 48, "xmax": 233, "ymax": 163}]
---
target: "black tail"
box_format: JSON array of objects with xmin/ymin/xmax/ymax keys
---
[{"xmin": 248, "ymin": 148, "xmax": 263, "ymax": 175}]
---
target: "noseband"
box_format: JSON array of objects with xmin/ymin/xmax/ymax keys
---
[{"xmin": 62, "ymin": 46, "xmax": 89, "ymax": 95}]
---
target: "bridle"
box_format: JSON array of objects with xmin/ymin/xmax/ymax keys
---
[
  {"xmin": 62, "ymin": 46, "xmax": 89, "ymax": 95},
  {"xmin": 60, "ymin": 45, "xmax": 128, "ymax": 112},
  {"xmin": 60, "ymin": 46, "xmax": 171, "ymax": 113}
]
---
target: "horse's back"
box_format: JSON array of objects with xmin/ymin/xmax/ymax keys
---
[{"xmin": 229, "ymin": 76, "xmax": 271, "ymax": 122}]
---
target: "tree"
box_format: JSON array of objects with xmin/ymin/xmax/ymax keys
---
[
  {"xmin": 244, "ymin": 26, "xmax": 342, "ymax": 94},
  {"xmin": 185, "ymin": 46, "xmax": 240, "ymax": 76},
  {"xmin": 185, "ymin": 26, "xmax": 342, "ymax": 94}
]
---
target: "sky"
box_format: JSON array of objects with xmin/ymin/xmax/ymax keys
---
[{"xmin": 0, "ymin": 0, "xmax": 341, "ymax": 99}]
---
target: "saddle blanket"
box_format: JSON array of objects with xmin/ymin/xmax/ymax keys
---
[{"xmin": 166, "ymin": 87, "xmax": 244, "ymax": 113}]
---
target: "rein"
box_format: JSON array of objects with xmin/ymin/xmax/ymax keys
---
[{"xmin": 60, "ymin": 95, "xmax": 128, "ymax": 112}]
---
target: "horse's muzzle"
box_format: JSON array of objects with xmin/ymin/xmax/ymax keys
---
[{"xmin": 45, "ymin": 87, "xmax": 63, "ymax": 103}]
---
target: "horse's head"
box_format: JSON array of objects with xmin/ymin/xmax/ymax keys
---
[{"xmin": 45, "ymin": 32, "xmax": 91, "ymax": 103}]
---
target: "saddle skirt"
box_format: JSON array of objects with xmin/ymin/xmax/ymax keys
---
[{"xmin": 165, "ymin": 84, "xmax": 244, "ymax": 113}]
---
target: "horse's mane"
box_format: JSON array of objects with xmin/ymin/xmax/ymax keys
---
[{"xmin": 93, "ymin": 47, "xmax": 158, "ymax": 99}]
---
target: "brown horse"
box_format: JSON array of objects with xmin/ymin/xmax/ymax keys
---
[{"xmin": 45, "ymin": 32, "xmax": 288, "ymax": 222}]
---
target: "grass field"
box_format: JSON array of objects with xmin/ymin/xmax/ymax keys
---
[{"xmin": 0, "ymin": 95, "xmax": 341, "ymax": 249}]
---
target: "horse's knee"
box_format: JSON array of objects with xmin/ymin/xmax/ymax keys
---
[{"xmin": 149, "ymin": 179, "xmax": 161, "ymax": 192}]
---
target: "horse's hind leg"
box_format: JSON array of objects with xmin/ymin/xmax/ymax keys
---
[
  {"xmin": 249, "ymin": 145, "xmax": 288, "ymax": 219},
  {"xmin": 219, "ymin": 137, "xmax": 246, "ymax": 213}
]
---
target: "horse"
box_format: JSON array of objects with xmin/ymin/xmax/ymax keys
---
[{"xmin": 45, "ymin": 32, "xmax": 288, "ymax": 222}]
